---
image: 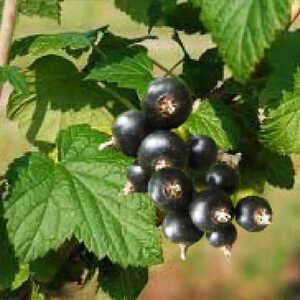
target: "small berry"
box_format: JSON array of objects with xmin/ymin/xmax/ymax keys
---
[
  {"xmin": 189, "ymin": 188, "xmax": 234, "ymax": 232},
  {"xmin": 148, "ymin": 168, "xmax": 193, "ymax": 211},
  {"xmin": 126, "ymin": 161, "xmax": 150, "ymax": 193},
  {"xmin": 235, "ymin": 196, "xmax": 272, "ymax": 232},
  {"xmin": 206, "ymin": 163, "xmax": 239, "ymax": 195},
  {"xmin": 143, "ymin": 77, "xmax": 192, "ymax": 129},
  {"xmin": 113, "ymin": 110, "xmax": 150, "ymax": 157},
  {"xmin": 206, "ymin": 224, "xmax": 237, "ymax": 261},
  {"xmin": 187, "ymin": 135, "xmax": 218, "ymax": 170},
  {"xmin": 162, "ymin": 210, "xmax": 203, "ymax": 260},
  {"xmin": 138, "ymin": 130, "xmax": 187, "ymax": 172}
]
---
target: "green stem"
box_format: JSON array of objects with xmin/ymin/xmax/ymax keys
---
[{"xmin": 99, "ymin": 82, "xmax": 135, "ymax": 110}]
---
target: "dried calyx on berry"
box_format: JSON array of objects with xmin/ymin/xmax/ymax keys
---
[
  {"xmin": 235, "ymin": 196, "xmax": 272, "ymax": 232},
  {"xmin": 189, "ymin": 188, "xmax": 234, "ymax": 232},
  {"xmin": 148, "ymin": 168, "xmax": 193, "ymax": 211},
  {"xmin": 138, "ymin": 130, "xmax": 187, "ymax": 173},
  {"xmin": 162, "ymin": 210, "xmax": 203, "ymax": 260},
  {"xmin": 143, "ymin": 77, "xmax": 192, "ymax": 129},
  {"xmin": 112, "ymin": 110, "xmax": 151, "ymax": 157},
  {"xmin": 206, "ymin": 223, "xmax": 237, "ymax": 261}
]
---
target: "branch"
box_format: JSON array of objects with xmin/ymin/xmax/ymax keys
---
[{"xmin": 0, "ymin": 0, "xmax": 20, "ymax": 104}]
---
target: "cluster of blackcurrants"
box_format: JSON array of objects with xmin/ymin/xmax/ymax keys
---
[{"xmin": 111, "ymin": 77, "xmax": 273, "ymax": 261}]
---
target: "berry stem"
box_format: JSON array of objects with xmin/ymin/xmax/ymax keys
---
[
  {"xmin": 120, "ymin": 181, "xmax": 135, "ymax": 196},
  {"xmin": 217, "ymin": 150, "xmax": 242, "ymax": 169},
  {"xmin": 98, "ymin": 138, "xmax": 116, "ymax": 151},
  {"xmin": 0, "ymin": 0, "xmax": 20, "ymax": 104},
  {"xmin": 179, "ymin": 244, "xmax": 190, "ymax": 261}
]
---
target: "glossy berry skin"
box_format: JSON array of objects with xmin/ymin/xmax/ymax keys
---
[
  {"xmin": 162, "ymin": 210, "xmax": 203, "ymax": 244},
  {"xmin": 113, "ymin": 110, "xmax": 150, "ymax": 157},
  {"xmin": 187, "ymin": 135, "xmax": 218, "ymax": 170},
  {"xmin": 127, "ymin": 161, "xmax": 150, "ymax": 192},
  {"xmin": 148, "ymin": 168, "xmax": 193, "ymax": 211},
  {"xmin": 143, "ymin": 77, "xmax": 192, "ymax": 129},
  {"xmin": 206, "ymin": 223, "xmax": 237, "ymax": 248},
  {"xmin": 189, "ymin": 188, "xmax": 234, "ymax": 232},
  {"xmin": 138, "ymin": 130, "xmax": 187, "ymax": 172},
  {"xmin": 236, "ymin": 196, "xmax": 272, "ymax": 232},
  {"xmin": 206, "ymin": 163, "xmax": 239, "ymax": 195}
]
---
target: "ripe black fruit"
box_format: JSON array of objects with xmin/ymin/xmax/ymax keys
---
[
  {"xmin": 113, "ymin": 110, "xmax": 150, "ymax": 157},
  {"xmin": 127, "ymin": 161, "xmax": 150, "ymax": 193},
  {"xmin": 189, "ymin": 188, "xmax": 234, "ymax": 232},
  {"xmin": 143, "ymin": 77, "xmax": 192, "ymax": 129},
  {"xmin": 162, "ymin": 210, "xmax": 203, "ymax": 260},
  {"xmin": 206, "ymin": 163, "xmax": 239, "ymax": 195},
  {"xmin": 148, "ymin": 168, "xmax": 193, "ymax": 211},
  {"xmin": 206, "ymin": 223, "xmax": 237, "ymax": 248},
  {"xmin": 187, "ymin": 135, "xmax": 218, "ymax": 170},
  {"xmin": 235, "ymin": 196, "xmax": 272, "ymax": 232},
  {"xmin": 138, "ymin": 130, "xmax": 187, "ymax": 172}
]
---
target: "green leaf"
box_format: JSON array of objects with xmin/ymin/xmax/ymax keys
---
[
  {"xmin": 7, "ymin": 55, "xmax": 117, "ymax": 146},
  {"xmin": 181, "ymin": 48, "xmax": 224, "ymax": 97},
  {"xmin": 114, "ymin": 0, "xmax": 176, "ymax": 29},
  {"xmin": 19, "ymin": 0, "xmax": 63, "ymax": 22},
  {"xmin": 263, "ymin": 151, "xmax": 295, "ymax": 189},
  {"xmin": 0, "ymin": 204, "xmax": 22, "ymax": 291},
  {"xmin": 87, "ymin": 49, "xmax": 153, "ymax": 99},
  {"xmin": 201, "ymin": 0, "xmax": 292, "ymax": 82},
  {"xmin": 10, "ymin": 28, "xmax": 104, "ymax": 61},
  {"xmin": 98, "ymin": 258, "xmax": 148, "ymax": 300},
  {"xmin": 165, "ymin": 2, "xmax": 206, "ymax": 34},
  {"xmin": 0, "ymin": 66, "xmax": 27, "ymax": 93},
  {"xmin": 184, "ymin": 101, "xmax": 241, "ymax": 150},
  {"xmin": 5, "ymin": 125, "xmax": 162, "ymax": 266},
  {"xmin": 260, "ymin": 69, "xmax": 300, "ymax": 154},
  {"xmin": 260, "ymin": 31, "xmax": 300, "ymax": 107}
]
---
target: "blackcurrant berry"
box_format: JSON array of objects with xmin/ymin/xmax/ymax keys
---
[
  {"xmin": 143, "ymin": 77, "xmax": 192, "ymax": 129},
  {"xmin": 206, "ymin": 163, "xmax": 239, "ymax": 195},
  {"xmin": 162, "ymin": 210, "xmax": 203, "ymax": 260},
  {"xmin": 206, "ymin": 224, "xmax": 237, "ymax": 261},
  {"xmin": 206, "ymin": 224, "xmax": 237, "ymax": 248},
  {"xmin": 189, "ymin": 188, "xmax": 234, "ymax": 232},
  {"xmin": 126, "ymin": 161, "xmax": 150, "ymax": 193},
  {"xmin": 138, "ymin": 130, "xmax": 187, "ymax": 172},
  {"xmin": 113, "ymin": 110, "xmax": 150, "ymax": 157},
  {"xmin": 187, "ymin": 135, "xmax": 218, "ymax": 170},
  {"xmin": 235, "ymin": 196, "xmax": 272, "ymax": 232},
  {"xmin": 148, "ymin": 168, "xmax": 193, "ymax": 211}
]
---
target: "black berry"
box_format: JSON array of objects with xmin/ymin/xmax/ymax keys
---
[
  {"xmin": 189, "ymin": 188, "xmax": 234, "ymax": 232},
  {"xmin": 113, "ymin": 110, "xmax": 150, "ymax": 157},
  {"xmin": 235, "ymin": 196, "xmax": 272, "ymax": 232},
  {"xmin": 138, "ymin": 130, "xmax": 187, "ymax": 172},
  {"xmin": 206, "ymin": 223, "xmax": 237, "ymax": 248},
  {"xmin": 126, "ymin": 161, "xmax": 150, "ymax": 193},
  {"xmin": 187, "ymin": 135, "xmax": 218, "ymax": 170},
  {"xmin": 162, "ymin": 210, "xmax": 203, "ymax": 260},
  {"xmin": 143, "ymin": 77, "xmax": 192, "ymax": 129},
  {"xmin": 206, "ymin": 163, "xmax": 239, "ymax": 195},
  {"xmin": 148, "ymin": 168, "xmax": 193, "ymax": 211}
]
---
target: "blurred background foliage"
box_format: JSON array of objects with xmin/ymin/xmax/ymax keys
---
[{"xmin": 1, "ymin": 1, "xmax": 300, "ymax": 299}]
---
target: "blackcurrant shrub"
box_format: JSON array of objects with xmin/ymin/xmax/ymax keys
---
[
  {"xmin": 189, "ymin": 188, "xmax": 234, "ymax": 232},
  {"xmin": 206, "ymin": 163, "xmax": 239, "ymax": 195},
  {"xmin": 113, "ymin": 110, "xmax": 150, "ymax": 157},
  {"xmin": 162, "ymin": 210, "xmax": 203, "ymax": 260},
  {"xmin": 235, "ymin": 196, "xmax": 272, "ymax": 232},
  {"xmin": 143, "ymin": 77, "xmax": 192, "ymax": 129},
  {"xmin": 206, "ymin": 224, "xmax": 237, "ymax": 260},
  {"xmin": 148, "ymin": 168, "xmax": 193, "ymax": 211},
  {"xmin": 126, "ymin": 161, "xmax": 150, "ymax": 193},
  {"xmin": 138, "ymin": 130, "xmax": 187, "ymax": 172},
  {"xmin": 187, "ymin": 135, "xmax": 218, "ymax": 170}
]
